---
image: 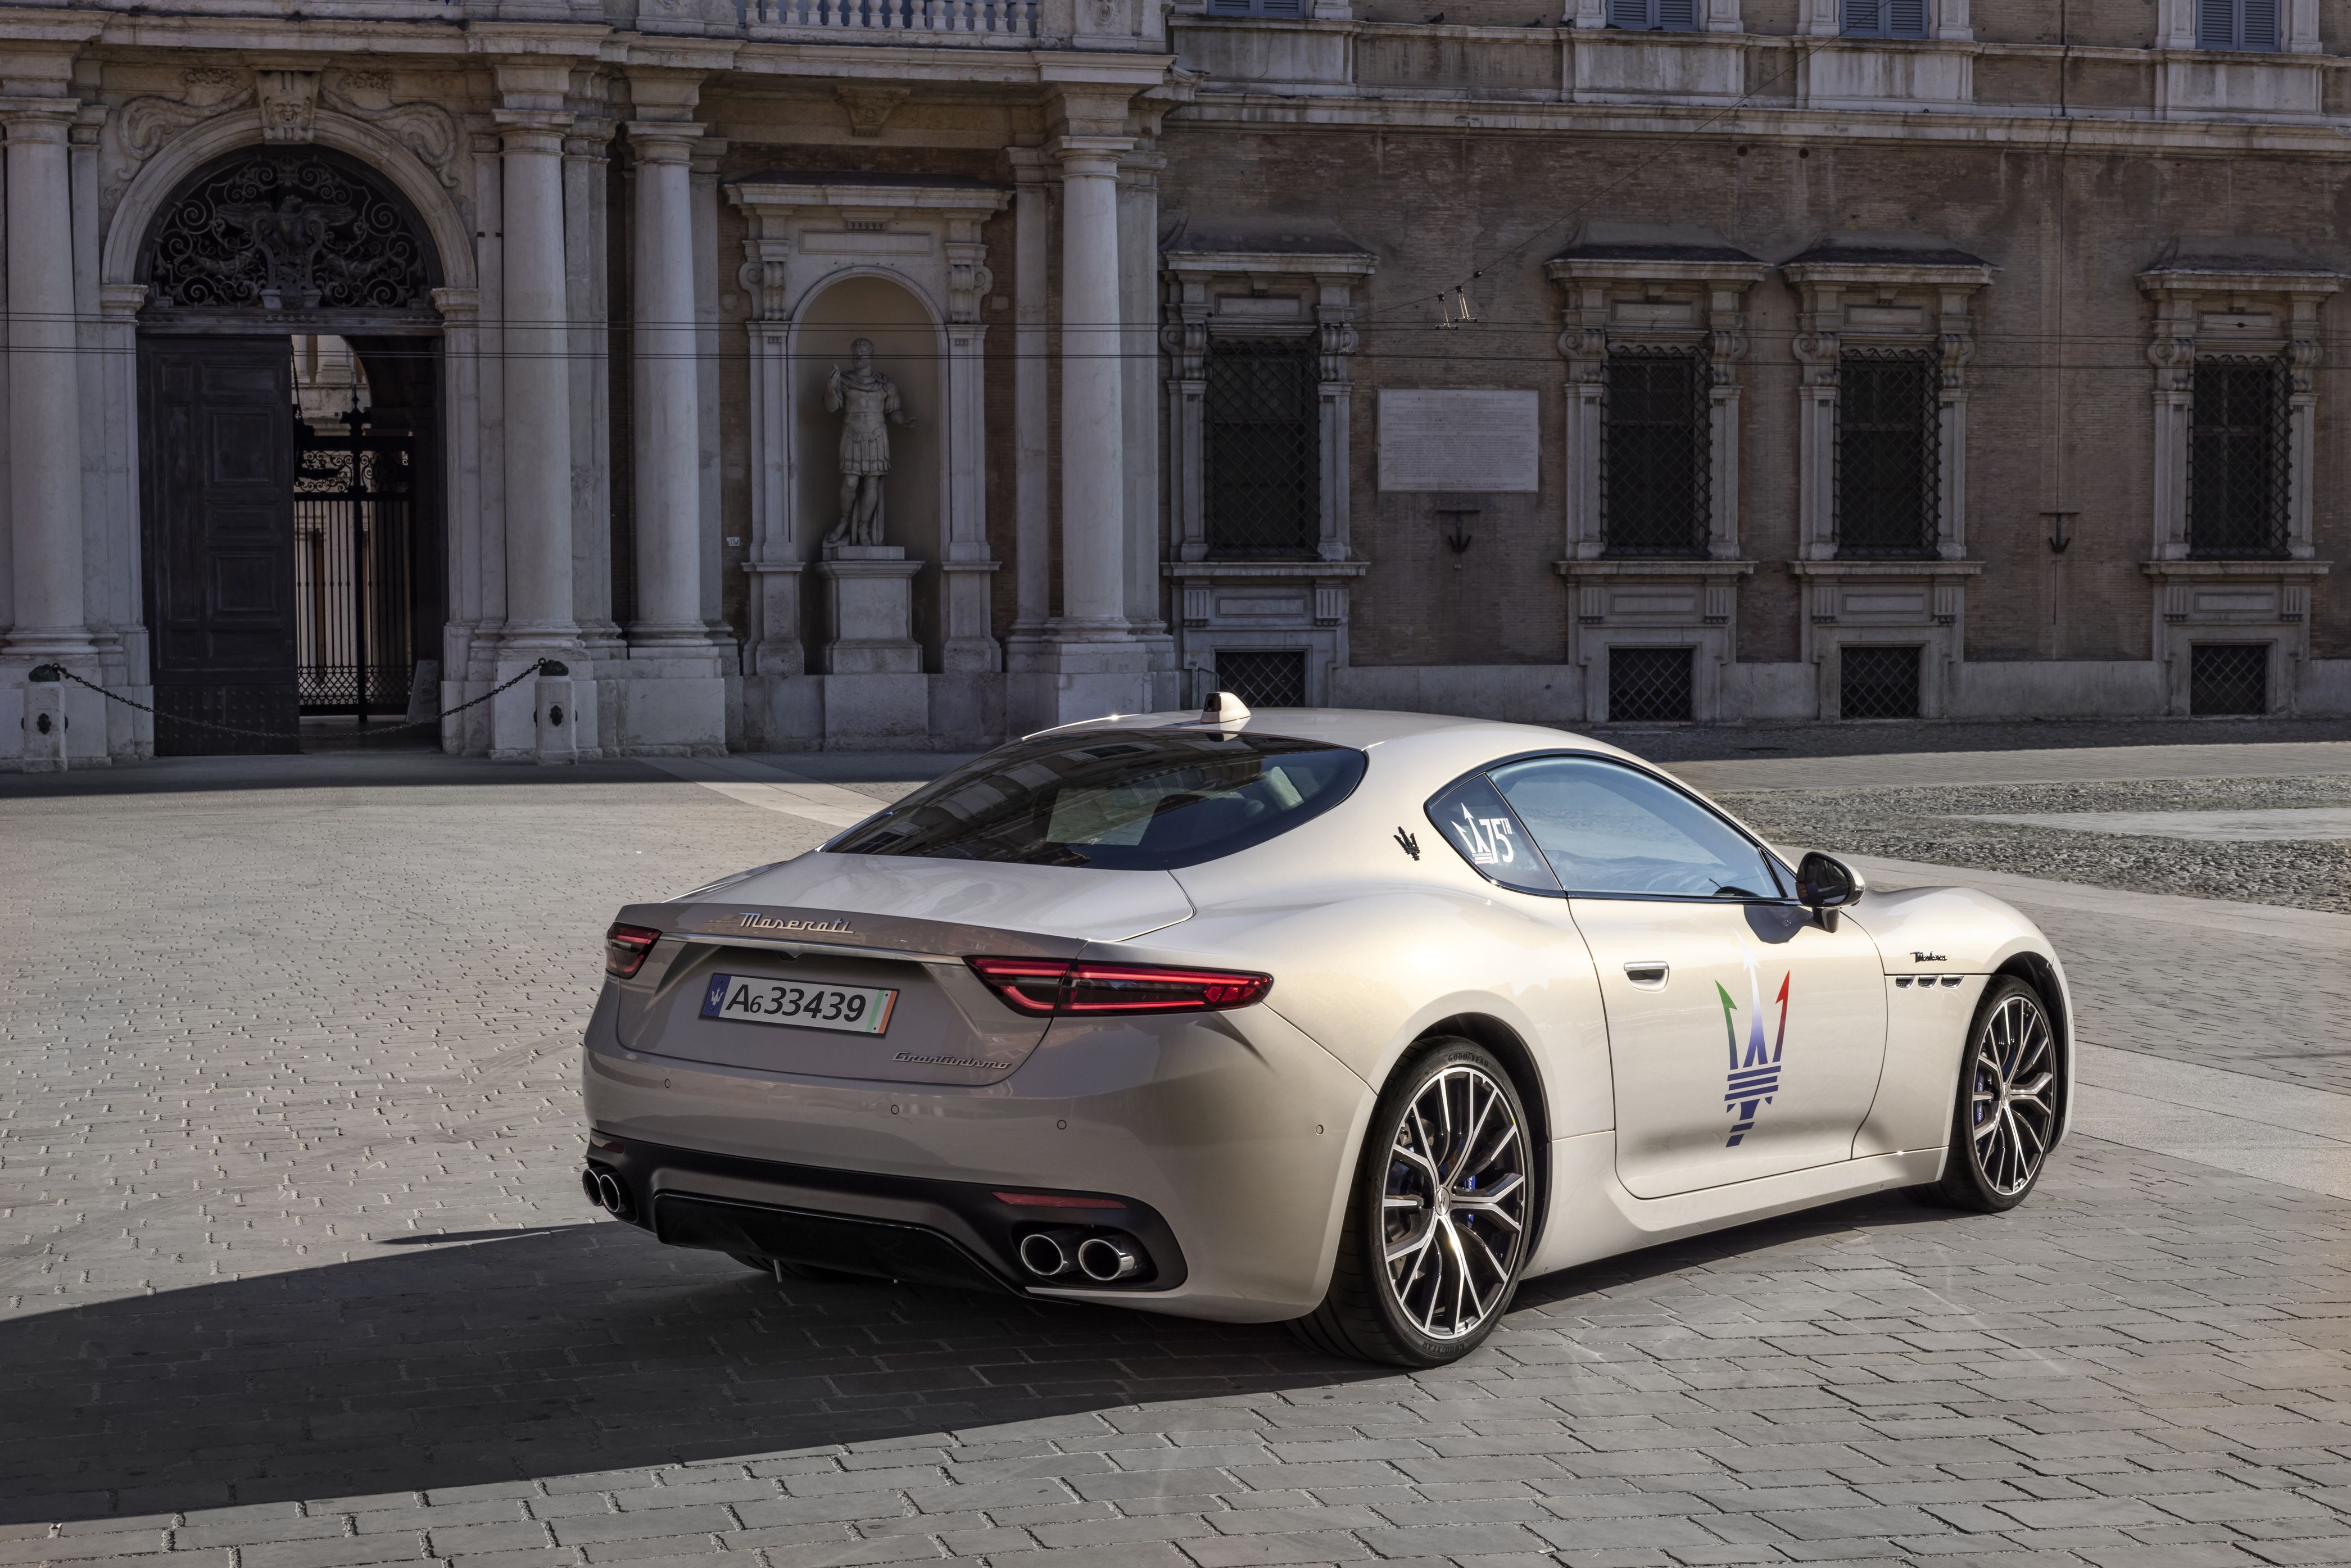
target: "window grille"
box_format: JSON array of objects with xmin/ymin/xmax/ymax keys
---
[
  {"xmin": 1834, "ymin": 349, "xmax": 1940, "ymax": 558},
  {"xmin": 2196, "ymin": 0, "xmax": 2277, "ymax": 49},
  {"xmin": 2189, "ymin": 355, "xmax": 2290, "ymax": 559},
  {"xmin": 1207, "ymin": 0, "xmax": 1304, "ymax": 15},
  {"xmin": 1206, "ymin": 337, "xmax": 1320, "ymax": 558},
  {"xmin": 1214, "ymin": 649, "xmax": 1308, "ymax": 709},
  {"xmin": 1840, "ymin": 645, "xmax": 1922, "ymax": 720},
  {"xmin": 1605, "ymin": 0, "xmax": 1698, "ymax": 29},
  {"xmin": 2190, "ymin": 643, "xmax": 2268, "ymax": 715},
  {"xmin": 1840, "ymin": 0, "xmax": 1927, "ymax": 37},
  {"xmin": 1608, "ymin": 646, "xmax": 1695, "ymax": 723},
  {"xmin": 1601, "ymin": 343, "xmax": 1710, "ymax": 558}
]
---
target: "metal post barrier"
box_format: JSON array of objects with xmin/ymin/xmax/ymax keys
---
[
  {"xmin": 534, "ymin": 659, "xmax": 577, "ymax": 766},
  {"xmin": 22, "ymin": 665, "xmax": 67, "ymax": 773}
]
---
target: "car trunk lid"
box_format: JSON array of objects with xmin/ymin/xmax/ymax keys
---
[{"xmin": 605, "ymin": 855, "xmax": 1193, "ymax": 1087}]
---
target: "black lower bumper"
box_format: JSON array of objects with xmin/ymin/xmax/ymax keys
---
[{"xmin": 584, "ymin": 1134, "xmax": 1187, "ymax": 1293}]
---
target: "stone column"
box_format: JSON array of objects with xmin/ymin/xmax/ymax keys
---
[
  {"xmin": 627, "ymin": 119, "xmax": 706, "ymax": 645},
  {"xmin": 1054, "ymin": 136, "xmax": 1131, "ymax": 637},
  {"xmin": 495, "ymin": 110, "xmax": 579, "ymax": 647},
  {"xmin": 2, "ymin": 101, "xmax": 92, "ymax": 664}
]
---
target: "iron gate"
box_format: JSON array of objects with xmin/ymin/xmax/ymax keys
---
[{"xmin": 295, "ymin": 406, "xmax": 416, "ymax": 720}]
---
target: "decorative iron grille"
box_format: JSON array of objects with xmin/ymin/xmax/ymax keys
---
[
  {"xmin": 1601, "ymin": 345, "xmax": 1710, "ymax": 558},
  {"xmin": 1607, "ymin": 646, "xmax": 1695, "ymax": 723},
  {"xmin": 1834, "ymin": 350, "xmax": 1940, "ymax": 558},
  {"xmin": 1214, "ymin": 649, "xmax": 1308, "ymax": 709},
  {"xmin": 2190, "ymin": 643, "xmax": 2268, "ymax": 715},
  {"xmin": 1206, "ymin": 338, "xmax": 1319, "ymax": 557},
  {"xmin": 1840, "ymin": 644, "xmax": 1922, "ymax": 720},
  {"xmin": 144, "ymin": 149, "xmax": 436, "ymax": 313},
  {"xmin": 295, "ymin": 410, "xmax": 416, "ymax": 718},
  {"xmin": 2189, "ymin": 356, "xmax": 2291, "ymax": 559}
]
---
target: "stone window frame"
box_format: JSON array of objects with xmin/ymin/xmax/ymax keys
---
[
  {"xmin": 2139, "ymin": 259, "xmax": 2340, "ymax": 564},
  {"xmin": 1546, "ymin": 250, "xmax": 1771, "ymax": 564},
  {"xmin": 2157, "ymin": 0, "xmax": 2318, "ymax": 52},
  {"xmin": 1160, "ymin": 247, "xmax": 1375, "ymax": 566},
  {"xmin": 1798, "ymin": 0, "xmax": 1969, "ymax": 39},
  {"xmin": 1785, "ymin": 251, "xmax": 1995, "ymax": 564}
]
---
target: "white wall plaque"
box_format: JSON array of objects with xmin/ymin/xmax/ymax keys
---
[{"xmin": 1378, "ymin": 388, "xmax": 1541, "ymax": 492}]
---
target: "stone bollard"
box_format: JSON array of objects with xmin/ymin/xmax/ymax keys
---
[
  {"xmin": 23, "ymin": 667, "xmax": 67, "ymax": 773},
  {"xmin": 533, "ymin": 660, "xmax": 577, "ymax": 766}
]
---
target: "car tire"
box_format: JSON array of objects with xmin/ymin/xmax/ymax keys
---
[
  {"xmin": 1288, "ymin": 1037, "xmax": 1537, "ymax": 1367},
  {"xmin": 1919, "ymin": 976, "xmax": 2064, "ymax": 1213}
]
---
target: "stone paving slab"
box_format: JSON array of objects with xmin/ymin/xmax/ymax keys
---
[{"xmin": 1, "ymin": 758, "xmax": 2347, "ymax": 1568}]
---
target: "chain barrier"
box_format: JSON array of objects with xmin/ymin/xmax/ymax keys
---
[{"xmin": 27, "ymin": 659, "xmax": 563, "ymax": 746}]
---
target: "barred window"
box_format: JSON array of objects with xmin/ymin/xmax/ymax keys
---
[
  {"xmin": 1834, "ymin": 350, "xmax": 1939, "ymax": 559},
  {"xmin": 1207, "ymin": 0, "xmax": 1304, "ymax": 14},
  {"xmin": 1841, "ymin": 645, "xmax": 1923, "ymax": 720},
  {"xmin": 1608, "ymin": 646, "xmax": 1695, "ymax": 723},
  {"xmin": 2190, "ymin": 643, "xmax": 2268, "ymax": 715},
  {"xmin": 1601, "ymin": 346, "xmax": 1710, "ymax": 558},
  {"xmin": 1206, "ymin": 337, "xmax": 1319, "ymax": 558},
  {"xmin": 1215, "ymin": 649, "xmax": 1308, "ymax": 709},
  {"xmin": 1841, "ymin": 0, "xmax": 1927, "ymax": 37},
  {"xmin": 1606, "ymin": 0, "xmax": 1698, "ymax": 29},
  {"xmin": 2189, "ymin": 356, "xmax": 2290, "ymax": 559},
  {"xmin": 2196, "ymin": 0, "xmax": 2278, "ymax": 49}
]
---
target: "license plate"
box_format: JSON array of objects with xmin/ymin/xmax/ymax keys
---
[{"xmin": 699, "ymin": 973, "xmax": 898, "ymax": 1035}]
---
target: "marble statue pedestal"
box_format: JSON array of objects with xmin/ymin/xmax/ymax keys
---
[{"xmin": 817, "ymin": 545, "xmax": 927, "ymax": 747}]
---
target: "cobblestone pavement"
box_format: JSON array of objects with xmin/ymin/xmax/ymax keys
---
[{"xmin": 3, "ymin": 751, "xmax": 2348, "ymax": 1568}]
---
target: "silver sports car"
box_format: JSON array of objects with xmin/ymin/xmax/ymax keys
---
[{"xmin": 582, "ymin": 700, "xmax": 2070, "ymax": 1366}]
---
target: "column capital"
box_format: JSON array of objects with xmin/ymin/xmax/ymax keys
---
[
  {"xmin": 494, "ymin": 108, "xmax": 574, "ymax": 152},
  {"xmin": 1051, "ymin": 134, "xmax": 1133, "ymax": 177},
  {"xmin": 627, "ymin": 119, "xmax": 705, "ymax": 162},
  {"xmin": 99, "ymin": 282, "xmax": 147, "ymax": 320},
  {"xmin": 0, "ymin": 98, "xmax": 80, "ymax": 137}
]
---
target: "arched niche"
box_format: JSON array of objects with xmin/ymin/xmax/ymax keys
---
[{"xmin": 792, "ymin": 272, "xmax": 946, "ymax": 672}]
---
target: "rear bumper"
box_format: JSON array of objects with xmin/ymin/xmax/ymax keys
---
[
  {"xmin": 585, "ymin": 1135, "xmax": 1187, "ymax": 1294},
  {"xmin": 581, "ymin": 989, "xmax": 1376, "ymax": 1322}
]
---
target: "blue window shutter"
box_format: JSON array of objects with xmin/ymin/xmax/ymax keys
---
[
  {"xmin": 1887, "ymin": 0, "xmax": 1927, "ymax": 35},
  {"xmin": 1607, "ymin": 0, "xmax": 1652, "ymax": 26},
  {"xmin": 1208, "ymin": 0, "xmax": 1253, "ymax": 13},
  {"xmin": 1657, "ymin": 0, "xmax": 1698, "ymax": 29},
  {"xmin": 2242, "ymin": 0, "xmax": 2277, "ymax": 47},
  {"xmin": 1842, "ymin": 0, "xmax": 1882, "ymax": 37},
  {"xmin": 2196, "ymin": 0, "xmax": 2236, "ymax": 47}
]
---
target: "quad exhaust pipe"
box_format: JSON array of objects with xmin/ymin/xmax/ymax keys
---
[
  {"xmin": 581, "ymin": 1165, "xmax": 633, "ymax": 1221},
  {"xmin": 1018, "ymin": 1226, "xmax": 1144, "ymax": 1283}
]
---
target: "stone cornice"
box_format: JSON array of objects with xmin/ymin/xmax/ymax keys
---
[
  {"xmin": 1787, "ymin": 560, "xmax": 1986, "ymax": 577},
  {"xmin": 1553, "ymin": 559, "xmax": 1759, "ymax": 578},
  {"xmin": 2140, "ymin": 559, "xmax": 2330, "ymax": 578}
]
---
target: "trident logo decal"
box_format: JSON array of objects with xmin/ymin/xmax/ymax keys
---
[{"xmin": 1715, "ymin": 949, "xmax": 1792, "ymax": 1148}]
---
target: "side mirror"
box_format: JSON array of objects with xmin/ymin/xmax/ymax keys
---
[{"xmin": 1795, "ymin": 851, "xmax": 1866, "ymax": 931}]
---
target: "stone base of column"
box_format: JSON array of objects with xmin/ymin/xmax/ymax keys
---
[
  {"xmin": 822, "ymin": 672, "xmax": 931, "ymax": 750},
  {"xmin": 607, "ymin": 650, "xmax": 730, "ymax": 757},
  {"xmin": 1005, "ymin": 635, "xmax": 1160, "ymax": 735}
]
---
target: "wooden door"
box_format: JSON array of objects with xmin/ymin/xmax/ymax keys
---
[{"xmin": 141, "ymin": 337, "xmax": 300, "ymax": 755}]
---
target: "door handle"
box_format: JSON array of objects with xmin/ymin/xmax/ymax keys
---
[{"xmin": 1623, "ymin": 962, "xmax": 1669, "ymax": 989}]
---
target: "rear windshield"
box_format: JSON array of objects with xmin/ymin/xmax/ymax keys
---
[{"xmin": 826, "ymin": 729, "xmax": 1367, "ymax": 870}]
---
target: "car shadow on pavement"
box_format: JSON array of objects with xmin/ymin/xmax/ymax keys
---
[{"xmin": 0, "ymin": 1188, "xmax": 1958, "ymax": 1524}]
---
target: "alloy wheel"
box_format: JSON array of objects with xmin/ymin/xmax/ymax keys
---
[
  {"xmin": 1968, "ymin": 992, "xmax": 2056, "ymax": 1196},
  {"xmin": 1380, "ymin": 1063, "xmax": 1530, "ymax": 1340}
]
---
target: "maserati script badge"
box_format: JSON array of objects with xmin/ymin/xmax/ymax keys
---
[{"xmin": 740, "ymin": 913, "xmax": 854, "ymax": 935}]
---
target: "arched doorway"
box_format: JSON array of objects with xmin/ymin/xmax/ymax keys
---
[{"xmin": 135, "ymin": 146, "xmax": 446, "ymax": 755}]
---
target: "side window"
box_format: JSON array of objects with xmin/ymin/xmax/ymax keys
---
[
  {"xmin": 1487, "ymin": 755, "xmax": 1783, "ymax": 900},
  {"xmin": 1425, "ymin": 774, "xmax": 1561, "ymax": 896}
]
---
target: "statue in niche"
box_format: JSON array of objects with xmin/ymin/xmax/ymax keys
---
[{"xmin": 823, "ymin": 337, "xmax": 913, "ymax": 551}]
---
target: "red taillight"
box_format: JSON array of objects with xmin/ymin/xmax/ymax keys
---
[
  {"xmin": 605, "ymin": 923, "xmax": 660, "ymax": 978},
  {"xmin": 966, "ymin": 957, "xmax": 1271, "ymax": 1016}
]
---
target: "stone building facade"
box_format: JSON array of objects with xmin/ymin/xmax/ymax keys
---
[{"xmin": 2, "ymin": 0, "xmax": 2347, "ymax": 768}]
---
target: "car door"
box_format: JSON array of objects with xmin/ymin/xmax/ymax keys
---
[{"xmin": 1486, "ymin": 755, "xmax": 1887, "ymax": 1200}]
